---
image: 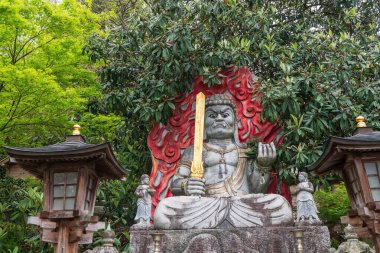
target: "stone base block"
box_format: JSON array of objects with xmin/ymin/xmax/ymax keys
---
[{"xmin": 130, "ymin": 226, "xmax": 331, "ymax": 253}]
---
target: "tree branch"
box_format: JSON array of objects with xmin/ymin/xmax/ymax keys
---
[
  {"xmin": 9, "ymin": 32, "xmax": 19, "ymax": 64},
  {"xmin": 0, "ymin": 94, "xmax": 22, "ymax": 132},
  {"xmin": 0, "ymin": 81, "xmax": 5, "ymax": 92},
  {"xmin": 12, "ymin": 37, "xmax": 56, "ymax": 64},
  {"xmin": 12, "ymin": 28, "xmax": 46, "ymax": 65}
]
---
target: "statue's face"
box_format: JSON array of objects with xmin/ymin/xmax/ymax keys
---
[
  {"xmin": 205, "ymin": 105, "xmax": 235, "ymax": 139},
  {"xmin": 298, "ymin": 174, "xmax": 306, "ymax": 182},
  {"xmin": 142, "ymin": 177, "xmax": 150, "ymax": 185}
]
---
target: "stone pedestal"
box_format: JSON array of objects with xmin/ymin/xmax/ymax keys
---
[{"xmin": 130, "ymin": 226, "xmax": 331, "ymax": 253}]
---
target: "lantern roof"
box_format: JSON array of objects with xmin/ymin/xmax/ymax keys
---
[
  {"xmin": 308, "ymin": 126, "xmax": 380, "ymax": 175},
  {"xmin": 3, "ymin": 126, "xmax": 127, "ymax": 180}
]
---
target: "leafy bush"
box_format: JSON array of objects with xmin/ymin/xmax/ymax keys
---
[
  {"xmin": 314, "ymin": 183, "xmax": 351, "ymax": 248},
  {"xmin": 0, "ymin": 170, "xmax": 52, "ymax": 252},
  {"xmin": 314, "ymin": 183, "xmax": 351, "ymax": 224}
]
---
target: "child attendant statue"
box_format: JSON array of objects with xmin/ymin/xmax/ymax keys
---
[
  {"xmin": 295, "ymin": 172, "xmax": 321, "ymax": 225},
  {"xmin": 132, "ymin": 174, "xmax": 155, "ymax": 229}
]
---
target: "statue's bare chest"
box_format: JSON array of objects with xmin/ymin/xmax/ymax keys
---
[
  {"xmin": 203, "ymin": 149, "xmax": 239, "ymax": 167},
  {"xmin": 202, "ymin": 144, "xmax": 239, "ymax": 184}
]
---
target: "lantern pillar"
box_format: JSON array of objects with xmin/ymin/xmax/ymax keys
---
[{"xmin": 56, "ymin": 222, "xmax": 75, "ymax": 253}]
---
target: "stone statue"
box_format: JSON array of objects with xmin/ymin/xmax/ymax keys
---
[
  {"xmin": 333, "ymin": 225, "xmax": 374, "ymax": 253},
  {"xmin": 295, "ymin": 172, "xmax": 321, "ymax": 225},
  {"xmin": 132, "ymin": 174, "xmax": 155, "ymax": 229},
  {"xmin": 154, "ymin": 94, "xmax": 293, "ymax": 229}
]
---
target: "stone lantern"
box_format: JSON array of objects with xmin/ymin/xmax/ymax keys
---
[
  {"xmin": 308, "ymin": 116, "xmax": 380, "ymax": 252},
  {"xmin": 4, "ymin": 125, "xmax": 127, "ymax": 253}
]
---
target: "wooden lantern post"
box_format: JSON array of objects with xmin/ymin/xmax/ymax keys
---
[
  {"xmin": 4, "ymin": 125, "xmax": 127, "ymax": 253},
  {"xmin": 308, "ymin": 116, "xmax": 380, "ymax": 252}
]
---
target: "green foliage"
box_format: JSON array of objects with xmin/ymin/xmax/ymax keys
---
[
  {"xmin": 314, "ymin": 183, "xmax": 352, "ymax": 248},
  {"xmin": 0, "ymin": 0, "xmax": 129, "ymax": 252},
  {"xmin": 314, "ymin": 183, "xmax": 351, "ymax": 224},
  {"xmin": 78, "ymin": 113, "xmax": 124, "ymax": 143},
  {"xmin": 0, "ymin": 0, "xmax": 102, "ymax": 148},
  {"xmin": 0, "ymin": 65, "xmax": 85, "ymax": 147},
  {"xmin": 0, "ymin": 173, "xmax": 52, "ymax": 252},
  {"xmin": 85, "ymin": 0, "xmax": 380, "ymax": 188}
]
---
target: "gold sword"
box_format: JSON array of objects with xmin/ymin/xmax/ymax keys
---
[{"xmin": 190, "ymin": 92, "xmax": 205, "ymax": 179}]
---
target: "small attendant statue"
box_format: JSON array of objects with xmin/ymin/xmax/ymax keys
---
[
  {"xmin": 132, "ymin": 174, "xmax": 155, "ymax": 229},
  {"xmin": 295, "ymin": 172, "xmax": 321, "ymax": 225}
]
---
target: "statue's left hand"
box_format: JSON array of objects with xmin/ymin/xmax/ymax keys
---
[{"xmin": 257, "ymin": 142, "xmax": 276, "ymax": 168}]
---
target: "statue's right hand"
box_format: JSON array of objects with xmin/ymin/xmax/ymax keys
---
[{"xmin": 185, "ymin": 178, "xmax": 206, "ymax": 196}]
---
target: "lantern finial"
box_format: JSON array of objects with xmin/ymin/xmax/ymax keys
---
[
  {"xmin": 356, "ymin": 116, "xmax": 366, "ymax": 128},
  {"xmin": 72, "ymin": 124, "xmax": 81, "ymax": 135}
]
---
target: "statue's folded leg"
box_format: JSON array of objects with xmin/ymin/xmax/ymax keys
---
[
  {"xmin": 228, "ymin": 194, "xmax": 293, "ymax": 228},
  {"xmin": 154, "ymin": 196, "xmax": 228, "ymax": 229},
  {"xmin": 154, "ymin": 194, "xmax": 293, "ymax": 229}
]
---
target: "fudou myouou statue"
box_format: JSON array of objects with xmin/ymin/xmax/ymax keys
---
[{"xmin": 154, "ymin": 93, "xmax": 293, "ymax": 229}]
